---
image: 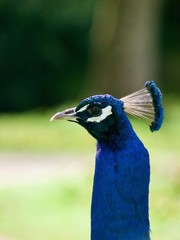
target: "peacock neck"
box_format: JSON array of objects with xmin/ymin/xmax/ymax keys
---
[
  {"xmin": 97, "ymin": 114, "xmax": 139, "ymax": 150},
  {"xmin": 91, "ymin": 118, "xmax": 150, "ymax": 239}
]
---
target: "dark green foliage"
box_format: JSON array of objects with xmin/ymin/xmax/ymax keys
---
[{"xmin": 0, "ymin": 0, "xmax": 93, "ymax": 112}]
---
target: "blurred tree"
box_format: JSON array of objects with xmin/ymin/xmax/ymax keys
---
[
  {"xmin": 0, "ymin": 0, "xmax": 179, "ymax": 112},
  {"xmin": 161, "ymin": 0, "xmax": 180, "ymax": 95},
  {"xmin": 84, "ymin": 0, "xmax": 164, "ymax": 97}
]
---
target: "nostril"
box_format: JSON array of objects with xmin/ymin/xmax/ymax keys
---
[{"xmin": 64, "ymin": 108, "xmax": 75, "ymax": 114}]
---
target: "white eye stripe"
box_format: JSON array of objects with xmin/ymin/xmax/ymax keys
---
[
  {"xmin": 87, "ymin": 106, "xmax": 112, "ymax": 123},
  {"xmin": 77, "ymin": 104, "xmax": 90, "ymax": 113}
]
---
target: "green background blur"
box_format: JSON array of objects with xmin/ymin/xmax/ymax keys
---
[{"xmin": 0, "ymin": 0, "xmax": 180, "ymax": 240}]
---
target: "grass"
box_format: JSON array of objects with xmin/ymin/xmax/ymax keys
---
[
  {"xmin": 0, "ymin": 177, "xmax": 91, "ymax": 240},
  {"xmin": 0, "ymin": 98, "xmax": 179, "ymax": 239},
  {"xmin": 0, "ymin": 109, "xmax": 95, "ymax": 153}
]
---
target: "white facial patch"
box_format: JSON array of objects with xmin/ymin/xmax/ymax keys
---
[
  {"xmin": 77, "ymin": 104, "xmax": 89, "ymax": 113},
  {"xmin": 87, "ymin": 106, "xmax": 113, "ymax": 123}
]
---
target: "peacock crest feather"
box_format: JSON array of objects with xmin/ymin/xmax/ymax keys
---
[{"xmin": 121, "ymin": 81, "xmax": 164, "ymax": 132}]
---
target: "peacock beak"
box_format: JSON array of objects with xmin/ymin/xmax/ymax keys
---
[{"xmin": 50, "ymin": 107, "xmax": 78, "ymax": 122}]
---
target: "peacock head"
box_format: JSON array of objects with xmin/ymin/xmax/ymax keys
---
[
  {"xmin": 51, "ymin": 81, "xmax": 164, "ymax": 140},
  {"xmin": 50, "ymin": 94, "xmax": 125, "ymax": 140}
]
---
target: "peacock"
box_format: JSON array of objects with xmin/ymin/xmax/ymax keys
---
[{"xmin": 51, "ymin": 81, "xmax": 164, "ymax": 240}]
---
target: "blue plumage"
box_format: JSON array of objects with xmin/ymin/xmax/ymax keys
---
[
  {"xmin": 90, "ymin": 97, "xmax": 150, "ymax": 240},
  {"xmin": 145, "ymin": 81, "xmax": 164, "ymax": 132},
  {"xmin": 51, "ymin": 81, "xmax": 164, "ymax": 240}
]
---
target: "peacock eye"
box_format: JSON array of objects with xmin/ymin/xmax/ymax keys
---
[{"xmin": 88, "ymin": 106, "xmax": 102, "ymax": 117}]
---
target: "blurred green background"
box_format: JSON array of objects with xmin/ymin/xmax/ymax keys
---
[{"xmin": 0, "ymin": 0, "xmax": 180, "ymax": 239}]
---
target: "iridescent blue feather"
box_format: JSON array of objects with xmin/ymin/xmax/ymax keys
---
[{"xmin": 145, "ymin": 81, "xmax": 164, "ymax": 132}]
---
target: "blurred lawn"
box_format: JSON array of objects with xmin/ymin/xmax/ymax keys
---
[
  {"xmin": 0, "ymin": 98, "xmax": 179, "ymax": 153},
  {"xmin": 0, "ymin": 99, "xmax": 179, "ymax": 240}
]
